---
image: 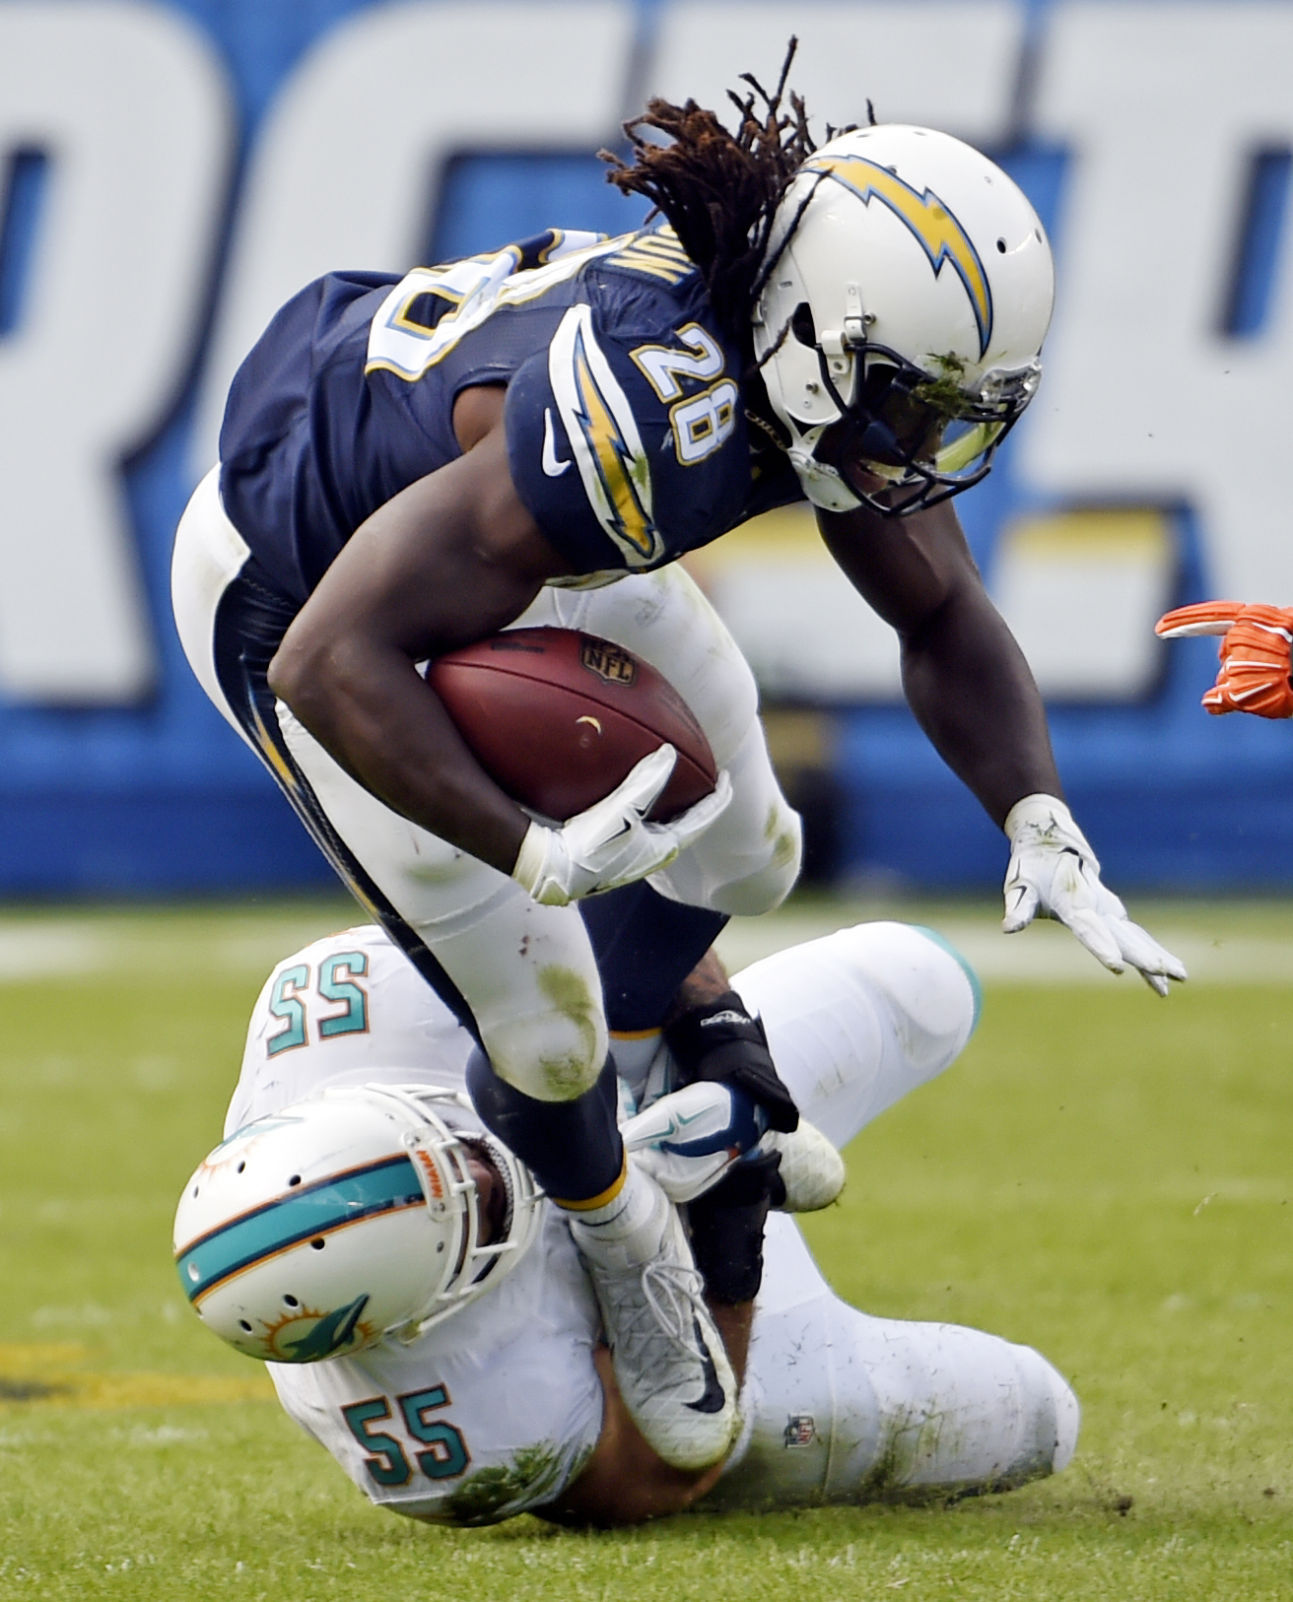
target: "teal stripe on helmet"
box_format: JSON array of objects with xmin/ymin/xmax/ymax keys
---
[{"xmin": 176, "ymin": 1156, "xmax": 423, "ymax": 1304}]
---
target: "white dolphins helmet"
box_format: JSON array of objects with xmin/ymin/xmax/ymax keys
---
[
  {"xmin": 753, "ymin": 123, "xmax": 1055, "ymax": 515},
  {"xmin": 173, "ymin": 1084, "xmax": 543, "ymax": 1363}
]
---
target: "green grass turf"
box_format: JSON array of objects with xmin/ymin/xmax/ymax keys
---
[{"xmin": 1, "ymin": 896, "xmax": 1290, "ymax": 1600}]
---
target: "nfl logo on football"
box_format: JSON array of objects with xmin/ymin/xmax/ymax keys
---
[{"xmin": 580, "ymin": 640, "xmax": 637, "ymax": 685}]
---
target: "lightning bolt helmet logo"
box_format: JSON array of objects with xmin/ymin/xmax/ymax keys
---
[
  {"xmin": 803, "ymin": 153, "xmax": 993, "ymax": 358},
  {"xmin": 752, "ymin": 122, "xmax": 1054, "ymax": 518}
]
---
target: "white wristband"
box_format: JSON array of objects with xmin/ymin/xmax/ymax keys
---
[
  {"xmin": 1003, "ymin": 792, "xmax": 1073, "ymax": 840},
  {"xmin": 512, "ymin": 820, "xmax": 556, "ymax": 899}
]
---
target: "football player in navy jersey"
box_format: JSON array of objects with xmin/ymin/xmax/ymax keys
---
[{"xmin": 171, "ymin": 53, "xmax": 1183, "ymax": 1475}]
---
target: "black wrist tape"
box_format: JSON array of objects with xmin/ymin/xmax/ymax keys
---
[{"xmin": 665, "ymin": 991, "xmax": 799, "ymax": 1133}]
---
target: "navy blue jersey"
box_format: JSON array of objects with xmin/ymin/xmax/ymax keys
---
[{"xmin": 218, "ymin": 227, "xmax": 801, "ymax": 604}]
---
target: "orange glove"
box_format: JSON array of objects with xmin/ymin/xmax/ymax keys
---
[{"xmin": 1155, "ymin": 600, "xmax": 1293, "ymax": 719}]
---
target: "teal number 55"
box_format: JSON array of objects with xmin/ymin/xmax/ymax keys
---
[
  {"xmin": 342, "ymin": 1387, "xmax": 471, "ymax": 1486},
  {"xmin": 266, "ymin": 951, "xmax": 369, "ymax": 1056}
]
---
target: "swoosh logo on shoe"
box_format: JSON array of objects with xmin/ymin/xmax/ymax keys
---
[
  {"xmin": 542, "ymin": 408, "xmax": 572, "ymax": 477},
  {"xmin": 685, "ymin": 1319, "xmax": 728, "ymax": 1415}
]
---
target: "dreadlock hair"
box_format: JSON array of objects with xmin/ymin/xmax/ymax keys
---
[{"xmin": 600, "ymin": 40, "xmax": 825, "ymax": 358}]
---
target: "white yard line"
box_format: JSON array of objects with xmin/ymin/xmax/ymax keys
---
[
  {"xmin": 1, "ymin": 906, "xmax": 1288, "ymax": 986},
  {"xmin": 0, "ymin": 927, "xmax": 115, "ymax": 981},
  {"xmin": 719, "ymin": 912, "xmax": 1292, "ymax": 986}
]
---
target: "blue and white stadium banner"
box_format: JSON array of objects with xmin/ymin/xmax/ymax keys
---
[{"xmin": 2, "ymin": 0, "xmax": 1291, "ymax": 893}]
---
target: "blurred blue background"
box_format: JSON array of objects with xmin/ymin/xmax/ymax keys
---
[{"xmin": 2, "ymin": 0, "xmax": 1291, "ymax": 895}]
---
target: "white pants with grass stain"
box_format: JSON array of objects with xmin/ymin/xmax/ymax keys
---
[{"xmin": 172, "ymin": 466, "xmax": 802, "ymax": 1102}]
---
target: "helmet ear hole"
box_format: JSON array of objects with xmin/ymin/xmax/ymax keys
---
[{"xmin": 790, "ymin": 302, "xmax": 816, "ymax": 346}]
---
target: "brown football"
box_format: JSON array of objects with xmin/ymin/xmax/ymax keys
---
[{"xmin": 425, "ymin": 628, "xmax": 718, "ymax": 823}]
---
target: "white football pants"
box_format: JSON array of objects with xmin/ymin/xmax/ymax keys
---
[
  {"xmin": 171, "ymin": 466, "xmax": 802, "ymax": 1100},
  {"xmin": 251, "ymin": 918, "xmax": 1077, "ymax": 1511},
  {"xmin": 715, "ymin": 920, "xmax": 1078, "ymax": 1506}
]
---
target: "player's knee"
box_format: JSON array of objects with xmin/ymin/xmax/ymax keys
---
[
  {"xmin": 849, "ymin": 1316, "xmax": 1078, "ymax": 1497},
  {"xmin": 649, "ymin": 793, "xmax": 802, "ymax": 915},
  {"xmin": 705, "ymin": 803, "xmax": 804, "ymax": 916},
  {"xmin": 1013, "ymin": 1343, "xmax": 1081, "ymax": 1478},
  {"xmin": 839, "ymin": 921, "xmax": 981, "ymax": 1084},
  {"xmin": 476, "ymin": 995, "xmax": 608, "ymax": 1102}
]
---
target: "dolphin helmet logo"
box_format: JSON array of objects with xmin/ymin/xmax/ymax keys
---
[{"xmin": 804, "ymin": 155, "xmax": 994, "ymax": 359}]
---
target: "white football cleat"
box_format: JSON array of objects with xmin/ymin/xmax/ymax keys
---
[
  {"xmin": 762, "ymin": 1121, "xmax": 846, "ymax": 1213},
  {"xmin": 570, "ymin": 1171, "xmax": 739, "ymax": 1472}
]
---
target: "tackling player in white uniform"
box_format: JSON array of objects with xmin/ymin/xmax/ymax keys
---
[{"xmin": 175, "ymin": 920, "xmax": 1078, "ymax": 1526}]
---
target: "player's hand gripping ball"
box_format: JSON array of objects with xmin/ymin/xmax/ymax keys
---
[
  {"xmin": 1155, "ymin": 600, "xmax": 1293, "ymax": 719},
  {"xmin": 425, "ymin": 628, "xmax": 718, "ymax": 821}
]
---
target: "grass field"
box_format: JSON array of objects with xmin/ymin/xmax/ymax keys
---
[{"xmin": 1, "ymin": 893, "xmax": 1290, "ymax": 1601}]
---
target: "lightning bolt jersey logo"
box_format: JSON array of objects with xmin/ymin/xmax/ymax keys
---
[
  {"xmin": 547, "ymin": 305, "xmax": 662, "ymax": 566},
  {"xmin": 806, "ymin": 155, "xmax": 994, "ymax": 358}
]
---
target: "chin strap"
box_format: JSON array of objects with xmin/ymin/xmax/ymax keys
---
[
  {"xmin": 747, "ymin": 384, "xmax": 865, "ymax": 513},
  {"xmin": 786, "ymin": 445, "xmax": 864, "ymax": 512}
]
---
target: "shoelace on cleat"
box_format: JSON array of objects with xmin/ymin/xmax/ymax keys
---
[{"xmin": 619, "ymin": 1260, "xmax": 710, "ymax": 1359}]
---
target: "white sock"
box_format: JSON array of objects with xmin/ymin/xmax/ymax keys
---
[{"xmin": 566, "ymin": 1164, "xmax": 665, "ymax": 1265}]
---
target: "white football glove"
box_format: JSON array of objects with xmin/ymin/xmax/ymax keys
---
[
  {"xmin": 511, "ymin": 744, "xmax": 732, "ymax": 907},
  {"xmin": 620, "ymin": 1080, "xmax": 764, "ymax": 1202},
  {"xmin": 1002, "ymin": 793, "xmax": 1187, "ymax": 996},
  {"xmin": 620, "ymin": 1081, "xmax": 845, "ymax": 1212}
]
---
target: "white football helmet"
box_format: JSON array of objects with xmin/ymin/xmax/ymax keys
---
[
  {"xmin": 173, "ymin": 1084, "xmax": 543, "ymax": 1363},
  {"xmin": 753, "ymin": 123, "xmax": 1055, "ymax": 515}
]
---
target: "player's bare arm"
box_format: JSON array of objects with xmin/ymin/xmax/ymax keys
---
[
  {"xmin": 267, "ymin": 389, "xmax": 566, "ymax": 874},
  {"xmin": 818, "ymin": 496, "xmax": 1062, "ymax": 827},
  {"xmin": 815, "ymin": 497, "xmax": 1183, "ymax": 990},
  {"xmin": 538, "ymin": 1305, "xmax": 754, "ymax": 1527},
  {"xmin": 662, "ymin": 946, "xmax": 732, "ymax": 1020}
]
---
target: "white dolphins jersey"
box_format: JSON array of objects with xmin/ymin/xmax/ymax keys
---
[
  {"xmin": 223, "ymin": 921, "xmax": 1076, "ymax": 1525},
  {"xmin": 225, "ymin": 926, "xmax": 606, "ymax": 1525}
]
